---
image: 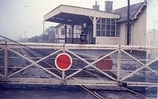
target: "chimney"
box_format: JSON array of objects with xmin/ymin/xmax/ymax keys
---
[
  {"xmin": 93, "ymin": 1, "xmax": 100, "ymax": 10},
  {"xmin": 105, "ymin": 1, "xmax": 113, "ymax": 12}
]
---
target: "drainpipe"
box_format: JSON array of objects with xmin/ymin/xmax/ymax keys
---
[
  {"xmin": 64, "ymin": 24, "xmax": 67, "ymax": 44},
  {"xmin": 127, "ymin": 0, "xmax": 130, "ymax": 45},
  {"xmin": 71, "ymin": 24, "xmax": 74, "ymax": 44}
]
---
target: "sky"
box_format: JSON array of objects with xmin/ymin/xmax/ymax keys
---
[
  {"xmin": 146, "ymin": 0, "xmax": 158, "ymax": 46},
  {"xmin": 147, "ymin": 0, "xmax": 158, "ymax": 30},
  {"xmin": 0, "ymin": 0, "xmax": 144, "ymax": 40}
]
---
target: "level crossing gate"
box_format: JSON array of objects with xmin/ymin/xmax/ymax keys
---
[{"xmin": 0, "ymin": 42, "xmax": 157, "ymax": 90}]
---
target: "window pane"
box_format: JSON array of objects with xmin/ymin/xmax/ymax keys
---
[
  {"xmin": 106, "ymin": 31, "xmax": 110, "ymax": 37},
  {"xmin": 97, "ymin": 24, "xmax": 100, "ymax": 30},
  {"xmin": 111, "ymin": 25, "xmax": 115, "ymax": 31},
  {"xmin": 111, "ymin": 31, "xmax": 115, "ymax": 37},
  {"xmin": 102, "ymin": 24, "xmax": 105, "ymax": 30},
  {"xmin": 107, "ymin": 19, "xmax": 110, "ymax": 24},
  {"xmin": 102, "ymin": 18, "xmax": 105, "ymax": 24},
  {"xmin": 101, "ymin": 31, "xmax": 105, "ymax": 36},
  {"xmin": 61, "ymin": 28, "xmax": 65, "ymax": 35},
  {"xmin": 96, "ymin": 31, "xmax": 100, "ymax": 36},
  {"xmin": 98, "ymin": 18, "xmax": 119, "ymax": 37},
  {"xmin": 111, "ymin": 19, "xmax": 115, "ymax": 24},
  {"xmin": 107, "ymin": 25, "xmax": 110, "ymax": 31}
]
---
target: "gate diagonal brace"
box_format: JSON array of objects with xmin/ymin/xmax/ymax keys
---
[
  {"xmin": 8, "ymin": 48, "xmax": 62, "ymax": 79},
  {"xmin": 121, "ymin": 50, "xmax": 158, "ymax": 81},
  {"xmin": 65, "ymin": 49, "xmax": 118, "ymax": 81},
  {"xmin": 0, "ymin": 73, "xmax": 4, "ymax": 78},
  {"xmin": 0, "ymin": 48, "xmax": 4, "ymax": 52}
]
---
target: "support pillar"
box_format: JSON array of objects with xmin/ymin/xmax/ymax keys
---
[
  {"xmin": 4, "ymin": 41, "xmax": 8, "ymax": 81},
  {"xmin": 71, "ymin": 24, "xmax": 74, "ymax": 44},
  {"xmin": 93, "ymin": 17, "xmax": 97, "ymax": 44},
  {"xmin": 64, "ymin": 24, "xmax": 67, "ymax": 44},
  {"xmin": 89, "ymin": 16, "xmax": 99, "ymax": 44}
]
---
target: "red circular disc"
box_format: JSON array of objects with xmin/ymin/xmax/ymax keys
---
[
  {"xmin": 55, "ymin": 53, "xmax": 72, "ymax": 71},
  {"xmin": 96, "ymin": 55, "xmax": 113, "ymax": 71}
]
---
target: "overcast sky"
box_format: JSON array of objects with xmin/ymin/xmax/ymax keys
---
[
  {"xmin": 147, "ymin": 0, "xmax": 158, "ymax": 30},
  {"xmin": 0, "ymin": 0, "xmax": 144, "ymax": 40}
]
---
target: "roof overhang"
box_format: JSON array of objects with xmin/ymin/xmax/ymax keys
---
[
  {"xmin": 44, "ymin": 5, "xmax": 120, "ymax": 25},
  {"xmin": 132, "ymin": 0, "xmax": 147, "ymax": 20}
]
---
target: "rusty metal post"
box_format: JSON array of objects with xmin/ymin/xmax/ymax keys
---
[
  {"xmin": 117, "ymin": 45, "xmax": 121, "ymax": 81},
  {"xmin": 4, "ymin": 41, "xmax": 8, "ymax": 81}
]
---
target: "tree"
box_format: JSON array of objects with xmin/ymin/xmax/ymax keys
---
[{"xmin": 26, "ymin": 26, "xmax": 56, "ymax": 43}]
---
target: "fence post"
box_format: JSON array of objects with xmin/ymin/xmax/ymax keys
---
[
  {"xmin": 62, "ymin": 44, "xmax": 66, "ymax": 83},
  {"xmin": 117, "ymin": 45, "xmax": 121, "ymax": 81}
]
